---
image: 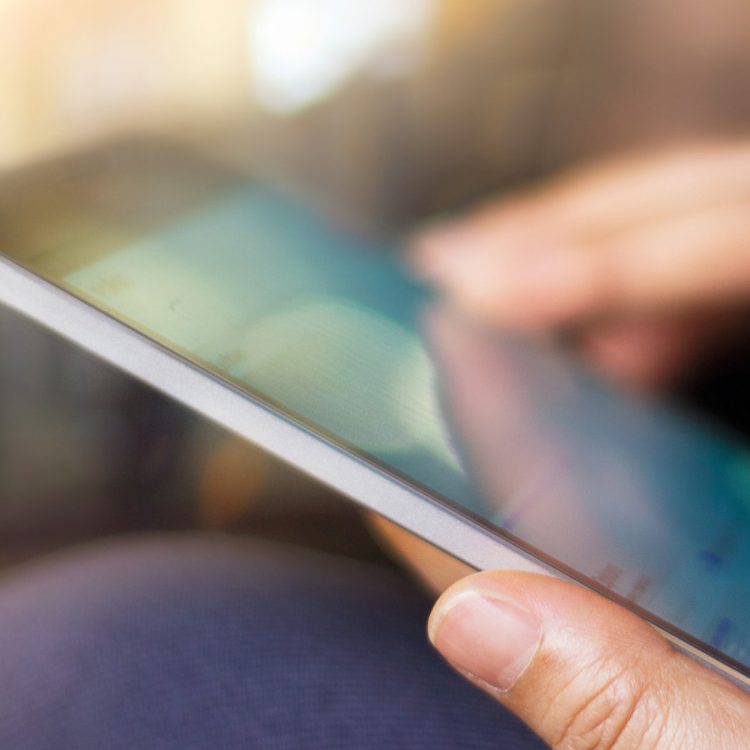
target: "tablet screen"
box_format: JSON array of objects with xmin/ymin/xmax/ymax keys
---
[{"xmin": 2, "ymin": 138, "xmax": 749, "ymax": 676}]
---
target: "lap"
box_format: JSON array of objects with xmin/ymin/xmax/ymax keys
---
[{"xmin": 0, "ymin": 536, "xmax": 544, "ymax": 750}]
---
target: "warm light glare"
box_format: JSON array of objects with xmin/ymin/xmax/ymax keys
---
[{"xmin": 248, "ymin": 0, "xmax": 434, "ymax": 114}]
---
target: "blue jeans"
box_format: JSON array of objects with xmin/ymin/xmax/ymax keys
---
[{"xmin": 0, "ymin": 536, "xmax": 545, "ymax": 749}]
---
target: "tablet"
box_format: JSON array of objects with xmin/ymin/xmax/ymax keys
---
[{"xmin": 1, "ymin": 136, "xmax": 748, "ymax": 688}]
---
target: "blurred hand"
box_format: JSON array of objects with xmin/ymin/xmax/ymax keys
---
[
  {"xmin": 429, "ymin": 570, "xmax": 750, "ymax": 750},
  {"xmin": 387, "ymin": 147, "xmax": 750, "ymax": 747},
  {"xmin": 411, "ymin": 140, "xmax": 750, "ymax": 389}
]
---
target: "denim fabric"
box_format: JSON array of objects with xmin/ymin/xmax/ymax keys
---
[{"xmin": 0, "ymin": 536, "xmax": 545, "ymax": 749}]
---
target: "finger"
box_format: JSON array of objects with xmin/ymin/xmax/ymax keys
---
[
  {"xmin": 366, "ymin": 514, "xmax": 473, "ymax": 593},
  {"xmin": 580, "ymin": 315, "xmax": 729, "ymax": 391},
  {"xmin": 533, "ymin": 140, "xmax": 750, "ymax": 236},
  {"xmin": 429, "ymin": 571, "xmax": 750, "ymax": 750},
  {"xmin": 413, "ymin": 203, "xmax": 750, "ymax": 330},
  {"xmin": 601, "ymin": 204, "xmax": 750, "ymax": 313},
  {"xmin": 411, "ymin": 141, "xmax": 750, "ymax": 283}
]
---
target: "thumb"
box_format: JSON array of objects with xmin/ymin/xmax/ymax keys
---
[{"xmin": 428, "ymin": 572, "xmax": 750, "ymax": 749}]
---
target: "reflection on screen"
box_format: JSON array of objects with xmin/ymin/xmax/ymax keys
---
[{"xmin": 35, "ymin": 183, "xmax": 750, "ymax": 673}]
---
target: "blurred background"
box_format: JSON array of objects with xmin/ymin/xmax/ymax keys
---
[{"xmin": 2, "ymin": 0, "xmax": 750, "ymax": 568}]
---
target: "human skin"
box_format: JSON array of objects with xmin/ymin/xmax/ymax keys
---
[
  {"xmin": 376, "ymin": 141, "xmax": 750, "ymax": 748},
  {"xmin": 410, "ymin": 140, "xmax": 750, "ymax": 391}
]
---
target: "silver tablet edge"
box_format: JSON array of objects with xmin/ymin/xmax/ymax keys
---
[{"xmin": 0, "ymin": 256, "xmax": 547, "ymax": 575}]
